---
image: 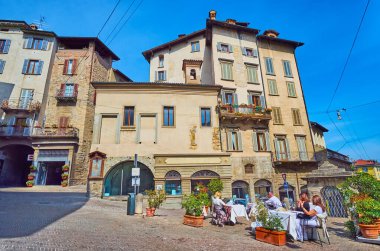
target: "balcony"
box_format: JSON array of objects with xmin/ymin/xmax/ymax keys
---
[
  {"xmin": 218, "ymin": 104, "xmax": 272, "ymax": 123},
  {"xmin": 272, "ymin": 151, "xmax": 317, "ymax": 168},
  {"xmin": 55, "ymin": 89, "xmax": 78, "ymax": 102},
  {"xmin": 1, "ymin": 99, "xmax": 41, "ymax": 112},
  {"xmin": 0, "ymin": 126, "xmax": 32, "ymax": 137},
  {"xmin": 32, "ymin": 126, "xmax": 79, "ymax": 138}
]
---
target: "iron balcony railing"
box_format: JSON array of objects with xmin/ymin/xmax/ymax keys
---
[
  {"xmin": 32, "ymin": 126, "xmax": 79, "ymax": 138},
  {"xmin": 1, "ymin": 98, "xmax": 41, "ymax": 112},
  {"xmin": 0, "ymin": 126, "xmax": 32, "ymax": 137},
  {"xmin": 272, "ymin": 151, "xmax": 316, "ymax": 162},
  {"xmin": 219, "ymin": 104, "xmax": 272, "ymax": 120},
  {"xmin": 55, "ymin": 89, "xmax": 78, "ymax": 101}
]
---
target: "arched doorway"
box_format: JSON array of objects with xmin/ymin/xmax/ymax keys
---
[
  {"xmin": 254, "ymin": 179, "xmax": 272, "ymax": 200},
  {"xmin": 232, "ymin": 180, "xmax": 249, "ymax": 199},
  {"xmin": 321, "ymin": 186, "xmax": 347, "ymax": 217},
  {"xmin": 103, "ymin": 161, "xmax": 154, "ymax": 196},
  {"xmin": 279, "ymin": 184, "xmax": 295, "ymax": 204},
  {"xmin": 0, "ymin": 144, "xmax": 34, "ymax": 186},
  {"xmin": 165, "ymin": 170, "xmax": 181, "ymax": 195},
  {"xmin": 191, "ymin": 170, "xmax": 219, "ymax": 192}
]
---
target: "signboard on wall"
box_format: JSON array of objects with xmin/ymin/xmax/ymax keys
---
[
  {"xmin": 27, "ymin": 154, "xmax": 34, "ymax": 161},
  {"xmin": 132, "ymin": 168, "xmax": 140, "ymax": 176}
]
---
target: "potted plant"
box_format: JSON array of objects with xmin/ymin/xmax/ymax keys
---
[
  {"xmin": 207, "ymin": 179, "xmax": 224, "ymax": 195},
  {"xmin": 198, "ymin": 190, "xmax": 211, "ymax": 214},
  {"xmin": 27, "ymin": 173, "xmax": 35, "ymax": 180},
  {"xmin": 26, "ymin": 180, "xmax": 34, "ymax": 187},
  {"xmin": 254, "ymin": 201, "xmax": 286, "ymax": 246},
  {"xmin": 145, "ymin": 190, "xmax": 166, "ymax": 217},
  {"xmin": 182, "ymin": 193, "xmax": 204, "ymax": 227},
  {"xmin": 61, "ymin": 180, "xmax": 68, "ymax": 187},
  {"xmin": 62, "ymin": 165, "xmax": 69, "ymax": 172},
  {"xmin": 29, "ymin": 165, "xmax": 37, "ymax": 172},
  {"xmin": 355, "ymin": 197, "xmax": 380, "ymax": 239},
  {"xmin": 61, "ymin": 173, "xmax": 69, "ymax": 180}
]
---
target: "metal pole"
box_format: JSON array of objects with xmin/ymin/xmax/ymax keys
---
[{"xmin": 120, "ymin": 169, "xmax": 123, "ymax": 195}]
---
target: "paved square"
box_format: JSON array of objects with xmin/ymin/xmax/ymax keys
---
[{"xmin": 0, "ymin": 187, "xmax": 376, "ymax": 250}]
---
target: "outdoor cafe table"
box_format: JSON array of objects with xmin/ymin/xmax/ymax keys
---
[
  {"xmin": 268, "ymin": 210, "xmax": 298, "ymax": 240},
  {"xmin": 230, "ymin": 204, "xmax": 249, "ymax": 224}
]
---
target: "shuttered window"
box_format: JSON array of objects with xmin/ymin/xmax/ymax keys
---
[
  {"xmin": 220, "ymin": 61, "xmax": 233, "ymax": 80},
  {"xmin": 283, "ymin": 60, "xmax": 293, "ymax": 77},
  {"xmin": 296, "ymin": 135, "xmax": 308, "ymax": 160},
  {"xmin": 268, "ymin": 79, "xmax": 278, "ymax": 95},
  {"xmin": 246, "ymin": 64, "xmax": 258, "ymax": 83},
  {"xmin": 272, "ymin": 107, "xmax": 283, "ymax": 124},
  {"xmin": 274, "ymin": 136, "xmax": 291, "ymax": 160},
  {"xmin": 265, "ymin": 57, "xmax": 275, "ymax": 75},
  {"xmin": 24, "ymin": 37, "xmax": 49, "ymax": 50},
  {"xmin": 155, "ymin": 70, "xmax": 166, "ymax": 81},
  {"xmin": 287, "ymin": 82, "xmax": 297, "ymax": 97},
  {"xmin": 22, "ymin": 59, "xmax": 44, "ymax": 75},
  {"xmin": 123, "ymin": 106, "xmax": 135, "ymax": 126},
  {"xmin": 227, "ymin": 130, "xmax": 242, "ymax": 151},
  {"xmin": 242, "ymin": 47, "xmax": 258, "ymax": 57},
  {"xmin": 63, "ymin": 59, "xmax": 77, "ymax": 75},
  {"xmin": 0, "ymin": 60, "xmax": 5, "ymax": 74},
  {"xmin": 292, "ymin": 108, "xmax": 302, "ymax": 125},
  {"xmin": 252, "ymin": 131, "xmax": 271, "ymax": 152},
  {"xmin": 217, "ymin": 42, "xmax": 233, "ymax": 53},
  {"xmin": 191, "ymin": 41, "xmax": 200, "ymax": 52},
  {"xmin": 0, "ymin": 39, "xmax": 11, "ymax": 53},
  {"xmin": 158, "ymin": 55, "xmax": 164, "ymax": 67}
]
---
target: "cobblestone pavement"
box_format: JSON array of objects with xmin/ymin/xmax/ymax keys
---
[{"xmin": 0, "ymin": 187, "xmax": 377, "ymax": 251}]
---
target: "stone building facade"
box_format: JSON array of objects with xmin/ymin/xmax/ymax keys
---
[
  {"xmin": 31, "ymin": 37, "xmax": 121, "ymax": 186},
  {"xmin": 0, "ymin": 20, "xmax": 56, "ymax": 186}
]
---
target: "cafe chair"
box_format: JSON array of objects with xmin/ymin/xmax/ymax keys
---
[{"xmin": 302, "ymin": 212, "xmax": 330, "ymax": 246}]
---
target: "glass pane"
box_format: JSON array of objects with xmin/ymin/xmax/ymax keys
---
[
  {"xmin": 91, "ymin": 159, "xmax": 101, "ymax": 177},
  {"xmin": 165, "ymin": 180, "xmax": 182, "ymax": 195}
]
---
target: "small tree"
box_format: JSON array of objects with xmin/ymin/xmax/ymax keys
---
[{"xmin": 207, "ymin": 179, "xmax": 223, "ymax": 195}]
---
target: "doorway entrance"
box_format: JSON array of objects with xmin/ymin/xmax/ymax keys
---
[{"xmin": 35, "ymin": 162, "xmax": 64, "ymax": 185}]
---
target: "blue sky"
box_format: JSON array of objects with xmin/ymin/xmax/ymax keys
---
[{"xmin": 1, "ymin": 0, "xmax": 379, "ymax": 160}]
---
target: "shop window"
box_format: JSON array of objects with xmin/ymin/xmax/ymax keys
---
[{"xmin": 165, "ymin": 170, "xmax": 181, "ymax": 195}]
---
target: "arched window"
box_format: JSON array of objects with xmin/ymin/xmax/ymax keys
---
[
  {"xmin": 191, "ymin": 170, "xmax": 219, "ymax": 192},
  {"xmin": 165, "ymin": 170, "xmax": 181, "ymax": 195},
  {"xmin": 232, "ymin": 180, "xmax": 249, "ymax": 199},
  {"xmin": 190, "ymin": 69, "xmax": 196, "ymax": 80},
  {"xmin": 254, "ymin": 179, "xmax": 272, "ymax": 199}
]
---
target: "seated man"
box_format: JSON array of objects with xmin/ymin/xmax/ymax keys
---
[{"xmin": 265, "ymin": 192, "xmax": 283, "ymax": 209}]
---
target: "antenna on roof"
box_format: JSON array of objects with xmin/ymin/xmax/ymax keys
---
[{"xmin": 31, "ymin": 16, "xmax": 49, "ymax": 30}]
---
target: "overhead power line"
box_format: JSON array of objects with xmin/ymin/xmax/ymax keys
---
[
  {"xmin": 97, "ymin": 0, "xmax": 123, "ymax": 37},
  {"xmin": 108, "ymin": 0, "xmax": 144, "ymax": 45},
  {"xmin": 326, "ymin": 0, "xmax": 371, "ymax": 112}
]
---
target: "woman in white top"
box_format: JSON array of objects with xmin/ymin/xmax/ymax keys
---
[
  {"xmin": 296, "ymin": 195, "xmax": 326, "ymax": 241},
  {"xmin": 211, "ymin": 192, "xmax": 231, "ymax": 227}
]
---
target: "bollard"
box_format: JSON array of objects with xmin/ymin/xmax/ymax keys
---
[
  {"xmin": 135, "ymin": 193, "xmax": 143, "ymax": 214},
  {"xmin": 127, "ymin": 193, "xmax": 135, "ymax": 215}
]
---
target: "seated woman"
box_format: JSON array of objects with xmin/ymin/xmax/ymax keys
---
[
  {"xmin": 295, "ymin": 192, "xmax": 311, "ymax": 219},
  {"xmin": 211, "ymin": 191, "xmax": 231, "ymax": 227},
  {"xmin": 296, "ymin": 195, "xmax": 326, "ymax": 241}
]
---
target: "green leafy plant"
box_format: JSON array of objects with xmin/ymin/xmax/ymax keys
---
[
  {"xmin": 344, "ymin": 220, "xmax": 357, "ymax": 238},
  {"xmin": 355, "ymin": 197, "xmax": 380, "ymax": 225},
  {"xmin": 207, "ymin": 179, "xmax": 224, "ymax": 195},
  {"xmin": 198, "ymin": 191, "xmax": 211, "ymax": 207},
  {"xmin": 61, "ymin": 180, "xmax": 68, "ymax": 186},
  {"xmin": 264, "ymin": 214, "xmax": 285, "ymax": 232},
  {"xmin": 182, "ymin": 193, "xmax": 204, "ymax": 217},
  {"xmin": 26, "ymin": 180, "xmax": 34, "ymax": 186},
  {"xmin": 146, "ymin": 190, "xmax": 166, "ymax": 209},
  {"xmin": 255, "ymin": 200, "xmax": 269, "ymax": 224},
  {"xmin": 61, "ymin": 173, "xmax": 69, "ymax": 179},
  {"xmin": 29, "ymin": 165, "xmax": 37, "ymax": 171},
  {"xmin": 62, "ymin": 165, "xmax": 69, "ymax": 172}
]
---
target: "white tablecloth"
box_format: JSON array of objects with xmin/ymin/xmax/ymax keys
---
[
  {"xmin": 268, "ymin": 210, "xmax": 297, "ymax": 240},
  {"xmin": 230, "ymin": 204, "xmax": 249, "ymax": 223}
]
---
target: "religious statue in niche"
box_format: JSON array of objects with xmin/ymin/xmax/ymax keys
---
[{"xmin": 190, "ymin": 125, "xmax": 197, "ymax": 149}]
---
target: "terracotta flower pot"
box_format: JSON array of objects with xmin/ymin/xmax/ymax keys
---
[
  {"xmin": 146, "ymin": 208, "xmax": 156, "ymax": 217},
  {"xmin": 61, "ymin": 183, "xmax": 68, "ymax": 187},
  {"xmin": 358, "ymin": 224, "xmax": 379, "ymax": 239},
  {"xmin": 26, "ymin": 183, "xmax": 33, "ymax": 187},
  {"xmin": 27, "ymin": 176, "xmax": 34, "ymax": 180},
  {"xmin": 61, "ymin": 176, "xmax": 68, "ymax": 180},
  {"xmin": 375, "ymin": 219, "xmax": 380, "ymax": 234},
  {"xmin": 255, "ymin": 227, "xmax": 287, "ymax": 246},
  {"xmin": 183, "ymin": 215, "xmax": 204, "ymax": 227}
]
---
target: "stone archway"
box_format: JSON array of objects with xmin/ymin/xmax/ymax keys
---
[
  {"xmin": 254, "ymin": 179, "xmax": 272, "ymax": 199},
  {"xmin": 103, "ymin": 161, "xmax": 154, "ymax": 196},
  {"xmin": 0, "ymin": 144, "xmax": 34, "ymax": 186},
  {"xmin": 232, "ymin": 180, "xmax": 249, "ymax": 199},
  {"xmin": 190, "ymin": 170, "xmax": 219, "ymax": 192}
]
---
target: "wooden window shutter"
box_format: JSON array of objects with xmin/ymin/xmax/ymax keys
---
[
  {"xmin": 3, "ymin": 40, "xmax": 11, "ymax": 53},
  {"xmin": 252, "ymin": 131, "xmax": 258, "ymax": 151},
  {"xmin": 237, "ymin": 131, "xmax": 243, "ymax": 151},
  {"xmin": 22, "ymin": 59, "xmax": 29, "ymax": 74},
  {"xmin": 265, "ymin": 132, "xmax": 271, "ymax": 151},
  {"xmin": 63, "ymin": 60, "xmax": 68, "ymax": 74},
  {"xmin": 72, "ymin": 59, "xmax": 77, "ymax": 74},
  {"xmin": 74, "ymin": 84, "xmax": 79, "ymax": 96}
]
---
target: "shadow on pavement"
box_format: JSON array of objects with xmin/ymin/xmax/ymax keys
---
[{"xmin": 0, "ymin": 191, "xmax": 88, "ymax": 238}]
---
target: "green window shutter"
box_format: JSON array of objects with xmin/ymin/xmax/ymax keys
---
[
  {"xmin": 237, "ymin": 131, "xmax": 243, "ymax": 151},
  {"xmin": 241, "ymin": 47, "xmax": 247, "ymax": 56},
  {"xmin": 228, "ymin": 44, "xmax": 233, "ymax": 53},
  {"xmin": 217, "ymin": 42, "xmax": 222, "ymax": 51},
  {"xmin": 3, "ymin": 40, "xmax": 11, "ymax": 53},
  {"xmin": 265, "ymin": 132, "xmax": 271, "ymax": 151},
  {"xmin": 36, "ymin": 61, "xmax": 44, "ymax": 74},
  {"xmin": 285, "ymin": 138, "xmax": 291, "ymax": 160},
  {"xmin": 253, "ymin": 49, "xmax": 258, "ymax": 57},
  {"xmin": 252, "ymin": 131, "xmax": 258, "ymax": 151},
  {"xmin": 274, "ymin": 138, "xmax": 280, "ymax": 160},
  {"xmin": 247, "ymin": 94, "xmax": 253, "ymax": 105},
  {"xmin": 260, "ymin": 95, "xmax": 266, "ymax": 108},
  {"xmin": 228, "ymin": 63, "xmax": 233, "ymax": 80},
  {"xmin": 221, "ymin": 90, "xmax": 226, "ymax": 104},
  {"xmin": 0, "ymin": 60, "xmax": 5, "ymax": 74},
  {"xmin": 227, "ymin": 131, "xmax": 232, "ymax": 150},
  {"xmin": 233, "ymin": 93, "xmax": 239, "ymax": 105}
]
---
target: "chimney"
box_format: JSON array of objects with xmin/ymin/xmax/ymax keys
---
[
  {"xmin": 226, "ymin": 19, "xmax": 236, "ymax": 25},
  {"xmin": 209, "ymin": 10, "xmax": 216, "ymax": 20},
  {"xmin": 263, "ymin": 29, "xmax": 280, "ymax": 38},
  {"xmin": 178, "ymin": 34, "xmax": 186, "ymax": 38}
]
